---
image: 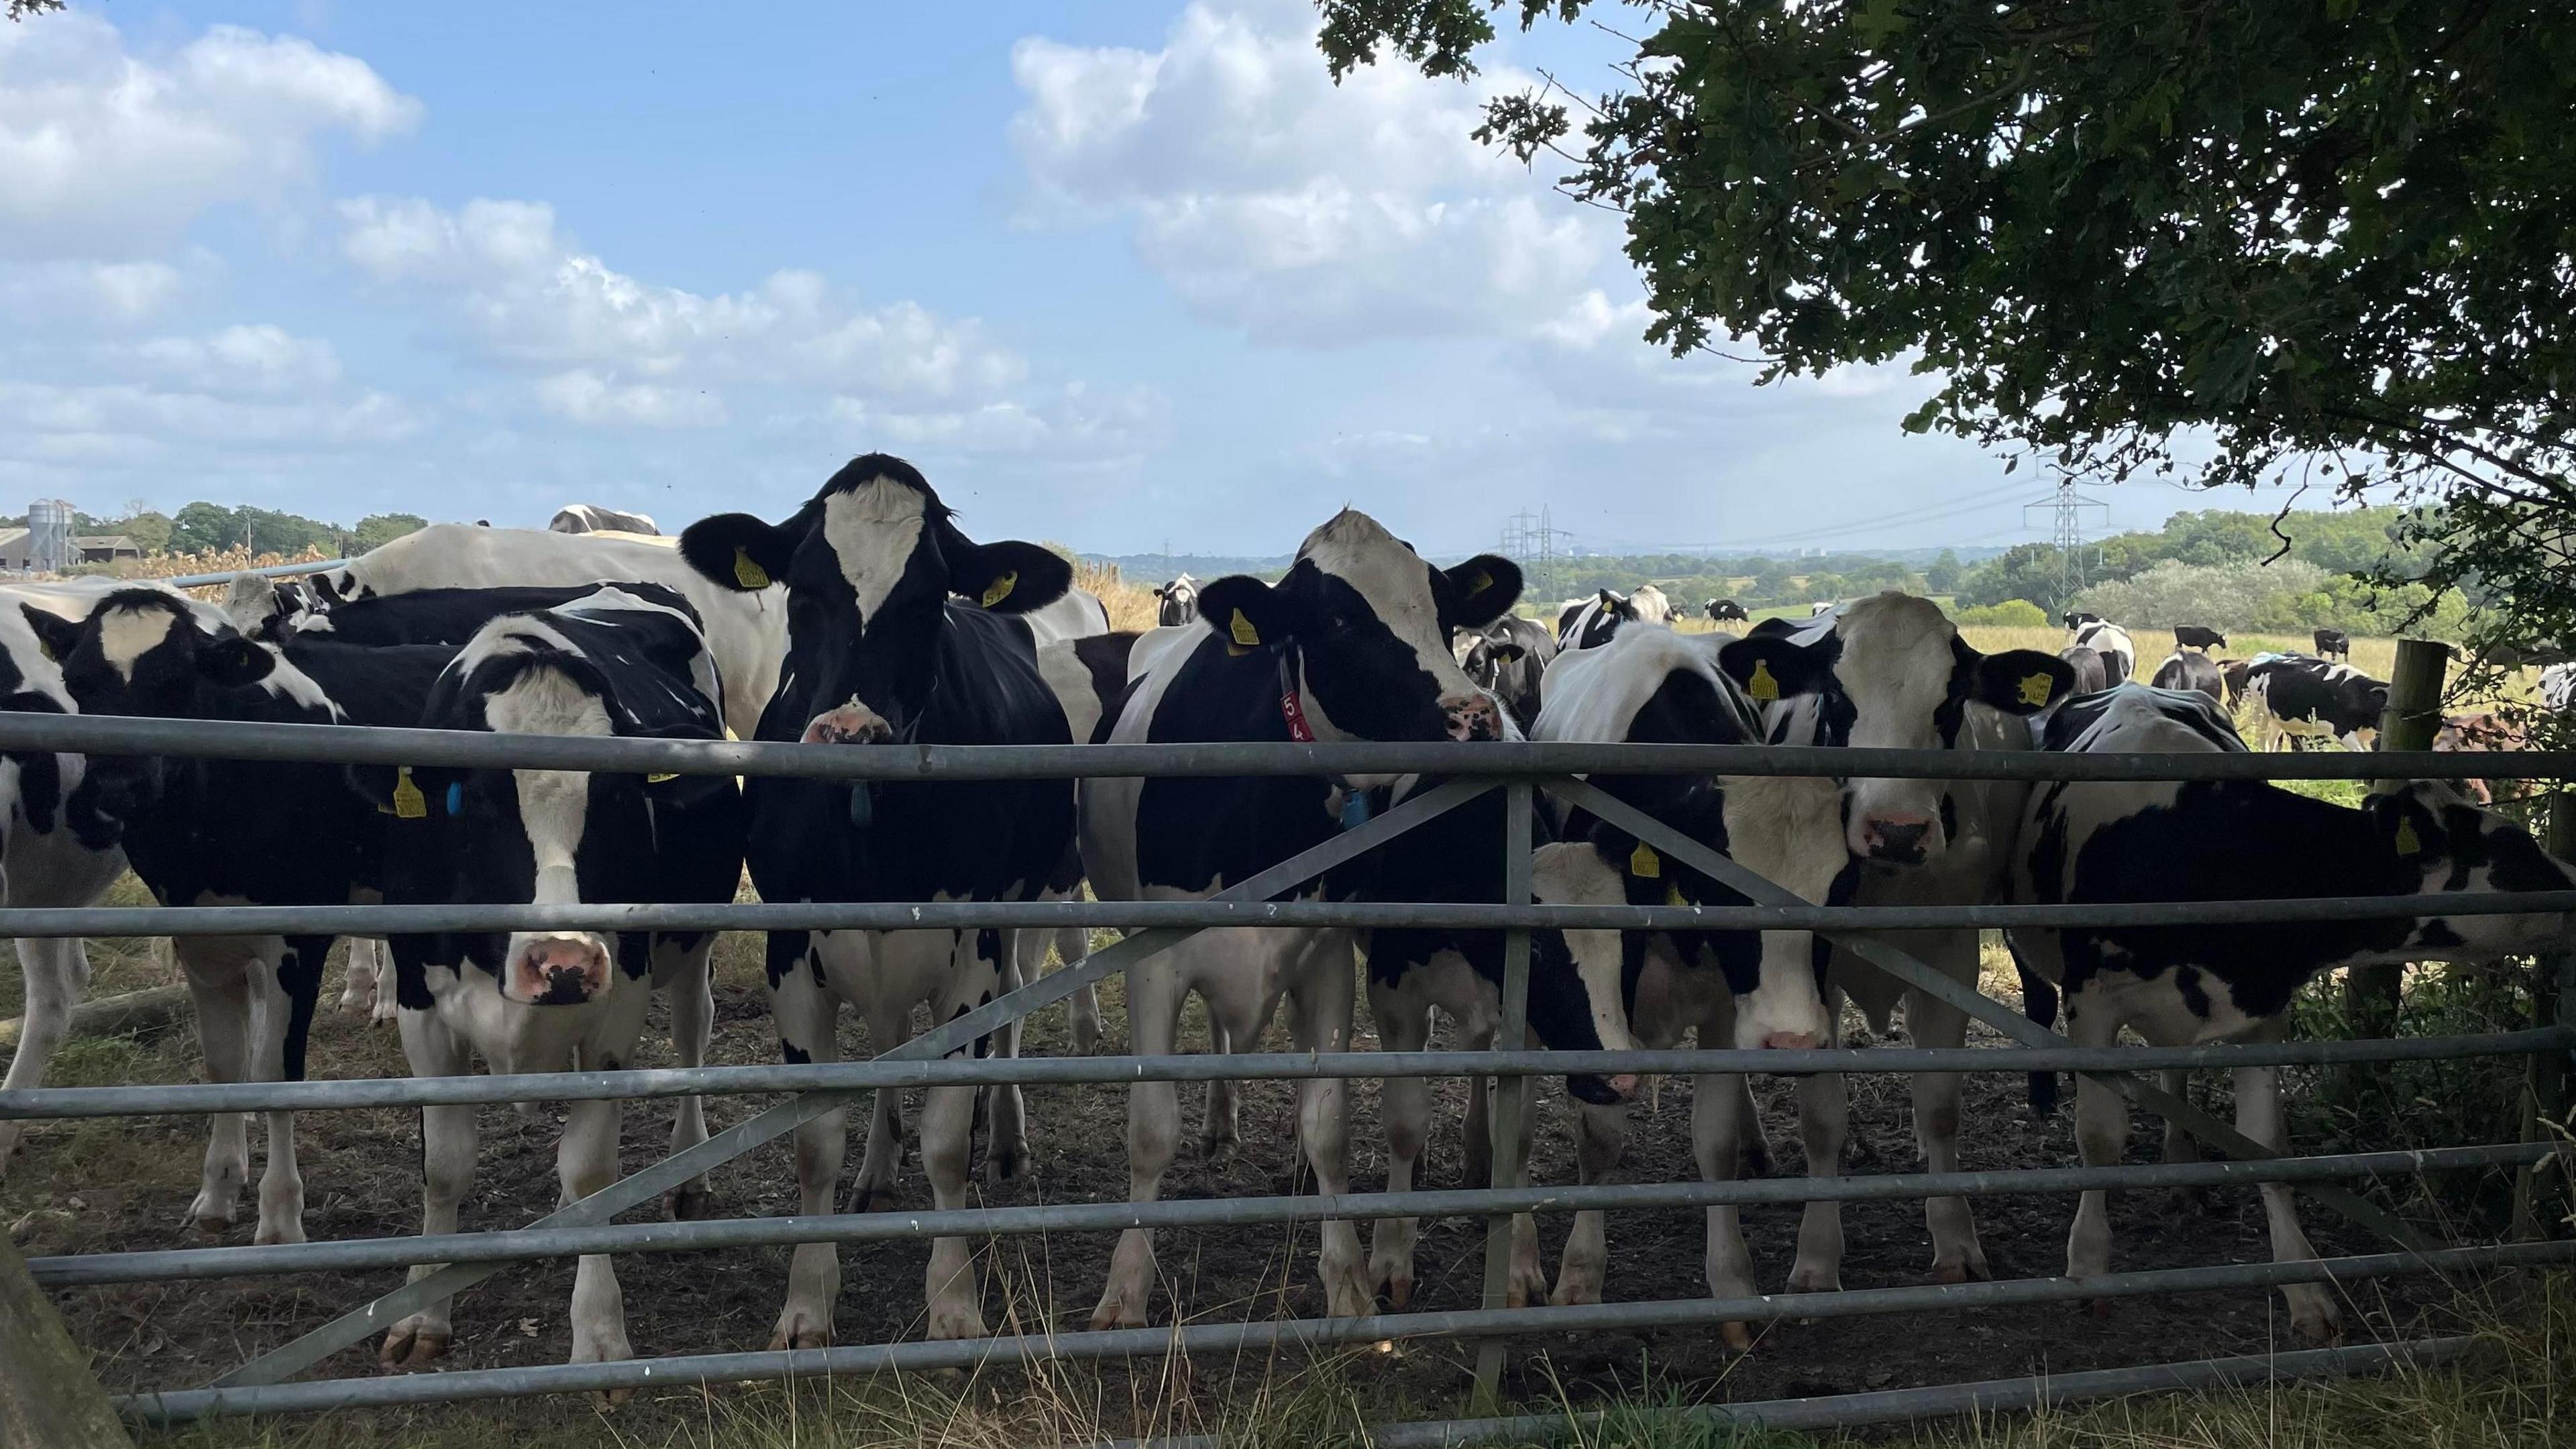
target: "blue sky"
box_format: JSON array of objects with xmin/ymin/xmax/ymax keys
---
[{"xmin": 0, "ymin": 1, "xmax": 2320, "ymax": 557}]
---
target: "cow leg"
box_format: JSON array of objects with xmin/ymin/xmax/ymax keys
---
[
  {"xmin": 1200, "ymin": 1018, "xmax": 1241, "ymax": 1165},
  {"xmin": 2239, "ymin": 1059, "xmax": 2341, "ymax": 1344},
  {"xmin": 0, "ymin": 936, "xmax": 90, "ymax": 1169},
  {"xmin": 1454, "ymin": 1017, "xmax": 1544, "ymax": 1305},
  {"xmin": 338, "ymin": 936, "xmax": 380, "ymax": 1018},
  {"xmin": 1285, "ymin": 930, "xmax": 1368, "ymax": 1319},
  {"xmin": 981, "ymin": 929, "xmax": 1032, "ymax": 1188},
  {"xmin": 246, "ymin": 934, "xmax": 327, "ymax": 1246},
  {"xmin": 1365, "ymin": 981, "xmax": 1432, "ymax": 1310},
  {"xmin": 922, "ymin": 929, "xmax": 1002, "ymax": 1341},
  {"xmin": 657, "ymin": 934, "xmax": 716, "ymax": 1220},
  {"xmin": 2157, "ymin": 1067, "xmax": 2211, "ymax": 1215},
  {"xmin": 1092, "ymin": 949, "xmax": 1188, "ymax": 1330},
  {"xmin": 1736, "ymin": 1075, "xmax": 1774, "ymax": 1177},
  {"xmin": 1551, "ymin": 1098, "xmax": 1628, "ymax": 1307},
  {"xmin": 1785, "ymin": 1063, "xmax": 1849, "ymax": 1293},
  {"xmin": 560, "ymin": 1089, "xmax": 633, "ymax": 1371},
  {"xmin": 1059, "ymin": 927, "xmax": 1103, "ymax": 1055},
  {"xmin": 176, "ymin": 939, "xmax": 256, "ymax": 1234},
  {"xmin": 1693, "ymin": 1061, "xmax": 1760, "ymax": 1352},
  {"xmin": 383, "ymin": 1006, "xmax": 476, "ymax": 1367},
  {"xmin": 1460, "ymin": 1051, "xmax": 1493, "ymax": 1191},
  {"xmin": 1907, "ymin": 962, "xmax": 1986, "ymax": 1284},
  {"xmin": 2064, "ymin": 996, "xmax": 2126, "ymax": 1291},
  {"xmin": 852, "ymin": 950, "xmax": 911, "ymax": 1212},
  {"xmin": 771, "ymin": 936, "xmax": 845, "ymax": 1351}
]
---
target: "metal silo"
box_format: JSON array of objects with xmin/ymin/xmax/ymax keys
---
[{"xmin": 28, "ymin": 498, "xmax": 74, "ymax": 572}]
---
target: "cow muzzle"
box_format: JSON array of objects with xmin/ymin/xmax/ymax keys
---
[
  {"xmin": 1564, "ymin": 1071, "xmax": 1639, "ymax": 1106},
  {"xmin": 802, "ymin": 702, "xmax": 894, "ymax": 745},
  {"xmin": 1857, "ymin": 812, "xmax": 1937, "ymax": 865},
  {"xmin": 1442, "ymin": 693, "xmax": 1503, "ymax": 743},
  {"xmin": 504, "ymin": 934, "xmax": 612, "ymax": 1006}
]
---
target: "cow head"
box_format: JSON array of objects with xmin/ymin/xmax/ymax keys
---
[
  {"xmin": 1154, "ymin": 575, "xmax": 1200, "ymax": 628},
  {"xmin": 2369, "ymin": 781, "xmax": 2576, "ymax": 957},
  {"xmin": 364, "ymin": 617, "xmax": 738, "ymax": 1007},
  {"xmin": 1717, "ymin": 592, "xmax": 2073, "ymax": 866},
  {"xmin": 678, "ymin": 454, "xmax": 1070, "ymax": 744},
  {"xmin": 1194, "ymin": 511, "xmax": 1518, "ymax": 775}
]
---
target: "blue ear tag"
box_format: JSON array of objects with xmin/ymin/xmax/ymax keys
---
[
  {"xmin": 445, "ymin": 782, "xmax": 464, "ymax": 817},
  {"xmin": 1340, "ymin": 790, "xmax": 1373, "ymax": 830},
  {"xmin": 849, "ymin": 784, "xmax": 873, "ymax": 828}
]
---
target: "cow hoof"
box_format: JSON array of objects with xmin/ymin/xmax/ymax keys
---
[
  {"xmin": 252, "ymin": 1218, "xmax": 307, "ymax": 1248},
  {"xmin": 985, "ymin": 1144, "xmax": 1032, "ymax": 1187},
  {"xmin": 1379, "ymin": 1275, "xmax": 1413, "ymax": 1312},
  {"xmin": 1785, "ymin": 1266, "xmax": 1841, "ymax": 1295},
  {"xmin": 767, "ymin": 1318, "xmax": 832, "ymax": 1352},
  {"xmin": 1929, "ymin": 1260, "xmax": 1990, "ymax": 1287},
  {"xmin": 1719, "ymin": 1322, "xmax": 1754, "ymax": 1354},
  {"xmin": 1507, "ymin": 1265, "xmax": 1550, "ymax": 1310},
  {"xmin": 1741, "ymin": 1136, "xmax": 1774, "ymax": 1178},
  {"xmin": 188, "ymin": 1210, "xmax": 235, "ymax": 1236},
  {"xmin": 928, "ymin": 1303, "xmax": 989, "ymax": 1342},
  {"xmin": 1550, "ymin": 1275, "xmax": 1605, "ymax": 1308},
  {"xmin": 665, "ymin": 1184, "xmax": 711, "ymax": 1221},
  {"xmin": 1088, "ymin": 1295, "xmax": 1148, "ymax": 1332},
  {"xmin": 380, "ymin": 1326, "xmax": 450, "ymax": 1368},
  {"xmin": 1071, "ymin": 1020, "xmax": 1101, "ymax": 1057}
]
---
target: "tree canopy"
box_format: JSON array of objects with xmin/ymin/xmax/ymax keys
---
[{"xmin": 1322, "ymin": 1, "xmax": 2576, "ymax": 661}]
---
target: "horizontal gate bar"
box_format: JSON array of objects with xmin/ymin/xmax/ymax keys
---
[
  {"xmin": 12, "ymin": 1028, "xmax": 2565, "ymax": 1119},
  {"xmin": 9, "ymin": 889, "xmax": 2575, "ymax": 939},
  {"xmin": 0, "ymin": 710, "xmax": 2565, "ymax": 783},
  {"xmin": 115, "ymin": 1241, "xmax": 2574, "ymax": 1421},
  {"xmin": 34, "ymin": 1142, "xmax": 2549, "ymax": 1286},
  {"xmin": 1330, "ymin": 1338, "xmax": 2477, "ymax": 1449}
]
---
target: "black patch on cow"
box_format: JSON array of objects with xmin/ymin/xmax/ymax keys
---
[{"xmin": 780, "ymin": 1039, "xmax": 812, "ymax": 1065}]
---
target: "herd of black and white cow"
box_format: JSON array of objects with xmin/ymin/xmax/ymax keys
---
[{"xmin": 4, "ymin": 454, "xmax": 2572, "ymax": 1371}]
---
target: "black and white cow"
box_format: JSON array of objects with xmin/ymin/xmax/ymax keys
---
[
  {"xmin": 2313, "ymin": 627, "xmax": 2352, "ymax": 661},
  {"xmin": 1153, "ymin": 574, "xmax": 1200, "ymax": 627},
  {"xmin": 20, "ymin": 588, "xmax": 457, "ymax": 1246},
  {"xmin": 2539, "ymin": 663, "xmax": 2573, "ymax": 713},
  {"xmin": 1527, "ymin": 625, "xmax": 1849, "ymax": 1340},
  {"xmin": 2011, "ymin": 684, "xmax": 2575, "ymax": 1342},
  {"xmin": 1021, "ymin": 630, "xmax": 1146, "ymax": 1055},
  {"xmin": 678, "ymin": 453, "xmax": 1075, "ymax": 1347},
  {"xmin": 2246, "ymin": 655, "xmax": 2387, "ymax": 751},
  {"xmin": 364, "ymin": 588, "xmax": 745, "ymax": 1371},
  {"xmin": 2149, "ymin": 649, "xmax": 2224, "ymax": 705},
  {"xmin": 1558, "ymin": 585, "xmax": 1671, "ymax": 651},
  {"xmin": 0, "ymin": 587, "xmax": 130, "ymax": 1171},
  {"xmin": 310, "ymin": 523, "xmax": 785, "ymax": 738},
  {"xmin": 2172, "ymin": 624, "xmax": 2227, "ymax": 653},
  {"xmin": 1706, "ymin": 598, "xmax": 1751, "ymax": 625},
  {"xmin": 548, "ymin": 503, "xmax": 661, "ymax": 535},
  {"xmin": 1713, "ymin": 594, "xmax": 2075, "ymax": 1299},
  {"xmin": 2058, "ymin": 645, "xmax": 2109, "ymax": 696},
  {"xmin": 1078, "ymin": 508, "xmax": 1521, "ymax": 1330},
  {"xmin": 2065, "ymin": 614, "xmax": 2136, "ymax": 686},
  {"xmin": 1460, "ymin": 616, "xmax": 1556, "ymax": 732}
]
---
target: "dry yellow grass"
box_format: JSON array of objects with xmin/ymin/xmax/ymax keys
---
[{"xmin": 1073, "ymin": 559, "xmax": 1162, "ymax": 633}]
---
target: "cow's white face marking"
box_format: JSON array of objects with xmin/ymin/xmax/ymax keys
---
[
  {"xmin": 481, "ymin": 660, "xmax": 614, "ymax": 997},
  {"xmin": 1293, "ymin": 509, "xmax": 1494, "ymax": 753},
  {"xmin": 819, "ymin": 478, "xmax": 928, "ymax": 625},
  {"xmin": 97, "ymin": 604, "xmax": 176, "ymax": 683},
  {"xmin": 1829, "ymin": 593, "xmax": 1967, "ymax": 855}
]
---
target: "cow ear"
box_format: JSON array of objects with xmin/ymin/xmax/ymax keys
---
[
  {"xmin": 1197, "ymin": 574, "xmax": 1289, "ymax": 651},
  {"xmin": 1969, "ymin": 649, "xmax": 2076, "ymax": 715},
  {"xmin": 19, "ymin": 604, "xmax": 80, "ymax": 663},
  {"xmin": 1717, "ymin": 634, "xmax": 1832, "ymax": 704},
  {"xmin": 1439, "ymin": 555, "xmax": 1521, "ymax": 631},
  {"xmin": 679, "ymin": 511, "xmax": 802, "ymax": 592},
  {"xmin": 949, "ymin": 538, "xmax": 1071, "ymax": 615},
  {"xmin": 1490, "ymin": 641, "xmax": 1527, "ymax": 663},
  {"xmin": 2369, "ymin": 790, "xmax": 2449, "ymax": 864},
  {"xmin": 192, "ymin": 629, "xmax": 276, "ymax": 688}
]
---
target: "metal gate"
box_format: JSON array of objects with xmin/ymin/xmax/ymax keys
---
[{"xmin": 1, "ymin": 706, "xmax": 2571, "ymax": 1442}]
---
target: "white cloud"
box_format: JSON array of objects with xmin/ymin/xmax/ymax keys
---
[
  {"xmin": 339, "ymin": 197, "xmax": 1029, "ymax": 405},
  {"xmin": 1011, "ymin": 0, "xmax": 1610, "ymax": 345},
  {"xmin": 113, "ymin": 324, "xmax": 344, "ymax": 396},
  {"xmin": 0, "ymin": 13, "xmax": 419, "ymax": 260},
  {"xmin": 0, "ymin": 379, "xmax": 419, "ymax": 452},
  {"xmin": 0, "ymin": 258, "xmax": 188, "ymax": 324},
  {"xmin": 534, "ymin": 370, "xmax": 727, "ymax": 429}
]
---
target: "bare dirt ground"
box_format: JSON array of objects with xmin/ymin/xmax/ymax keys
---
[{"xmin": 2, "ymin": 917, "xmax": 2522, "ymax": 1446}]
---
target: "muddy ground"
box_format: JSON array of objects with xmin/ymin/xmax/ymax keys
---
[{"xmin": 1, "ymin": 918, "xmax": 2528, "ymax": 1444}]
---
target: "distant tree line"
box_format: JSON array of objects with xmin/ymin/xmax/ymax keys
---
[{"xmin": 8, "ymin": 500, "xmax": 433, "ymax": 559}]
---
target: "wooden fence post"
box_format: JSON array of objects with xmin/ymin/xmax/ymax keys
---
[
  {"xmin": 0, "ymin": 1230, "xmax": 132, "ymax": 1448},
  {"xmin": 2341, "ymin": 639, "xmax": 2450, "ymax": 1082}
]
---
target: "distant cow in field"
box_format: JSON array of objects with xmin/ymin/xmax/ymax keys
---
[
  {"xmin": 1460, "ymin": 616, "xmax": 1556, "ymax": 731},
  {"xmin": 2058, "ymin": 645, "xmax": 2108, "ymax": 696},
  {"xmin": 2012, "ymin": 684, "xmax": 2576, "ymax": 1344},
  {"xmin": 2149, "ymin": 649, "xmax": 2224, "ymax": 705},
  {"xmin": 2247, "ymin": 655, "xmax": 2387, "ymax": 751},
  {"xmin": 1153, "ymin": 574, "xmax": 1199, "ymax": 627},
  {"xmin": 2313, "ymin": 627, "xmax": 2352, "ymax": 661},
  {"xmin": 2541, "ymin": 663, "xmax": 2575, "ymax": 713},
  {"xmin": 2065, "ymin": 616, "xmax": 2136, "ymax": 685},
  {"xmin": 2218, "ymin": 657, "xmax": 2253, "ymax": 708},
  {"xmin": 1705, "ymin": 598, "xmax": 1750, "ymax": 624},
  {"xmin": 1558, "ymin": 589, "xmax": 1640, "ymax": 651},
  {"xmin": 548, "ymin": 503, "xmax": 660, "ymax": 535},
  {"xmin": 2172, "ymin": 625, "xmax": 2227, "ymax": 652}
]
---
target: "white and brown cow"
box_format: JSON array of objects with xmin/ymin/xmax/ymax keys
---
[{"xmin": 2011, "ymin": 684, "xmax": 2575, "ymax": 1342}]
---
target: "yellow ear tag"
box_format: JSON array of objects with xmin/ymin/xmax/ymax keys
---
[
  {"xmin": 1468, "ymin": 570, "xmax": 1492, "ymax": 596},
  {"xmin": 391, "ymin": 767, "xmax": 427, "ymax": 820},
  {"xmin": 1664, "ymin": 880, "xmax": 1686, "ymax": 906},
  {"xmin": 2019, "ymin": 672, "xmax": 2054, "ymax": 707},
  {"xmin": 732, "ymin": 547, "xmax": 770, "ymax": 590},
  {"xmin": 2394, "ymin": 818, "xmax": 2422, "ymax": 857},
  {"xmin": 1629, "ymin": 842, "xmax": 1660, "ymax": 879},
  {"xmin": 980, "ymin": 572, "xmax": 1017, "ymax": 608},
  {"xmin": 1747, "ymin": 659, "xmax": 1780, "ymax": 702},
  {"xmin": 1230, "ymin": 608, "xmax": 1261, "ymax": 647},
  {"xmin": 647, "ymin": 771, "xmax": 679, "ymax": 784}
]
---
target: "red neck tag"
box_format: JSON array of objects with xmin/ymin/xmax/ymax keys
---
[{"xmin": 1277, "ymin": 653, "xmax": 1316, "ymax": 743}]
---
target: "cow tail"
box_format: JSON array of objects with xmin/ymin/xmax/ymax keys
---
[{"xmin": 2014, "ymin": 948, "xmax": 2061, "ymax": 1118}]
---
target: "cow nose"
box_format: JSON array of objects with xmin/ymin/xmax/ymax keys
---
[
  {"xmin": 1444, "ymin": 694, "xmax": 1501, "ymax": 742},
  {"xmin": 1763, "ymin": 1030, "xmax": 1820, "ymax": 1051},
  {"xmin": 513, "ymin": 936, "xmax": 608, "ymax": 1005},
  {"xmin": 1565, "ymin": 1072, "xmax": 1635, "ymax": 1106},
  {"xmin": 802, "ymin": 704, "xmax": 893, "ymax": 745},
  {"xmin": 1862, "ymin": 815, "xmax": 1933, "ymax": 864}
]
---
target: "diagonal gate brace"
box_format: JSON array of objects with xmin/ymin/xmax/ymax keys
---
[
  {"xmin": 1544, "ymin": 776, "xmax": 2432, "ymax": 1256},
  {"xmin": 205, "ymin": 775, "xmax": 1500, "ymax": 1393}
]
